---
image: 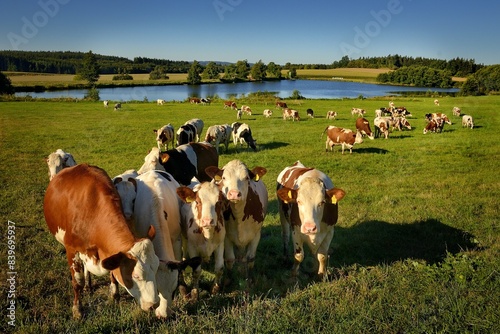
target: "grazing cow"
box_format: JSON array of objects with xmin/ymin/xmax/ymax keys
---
[
  {"xmin": 423, "ymin": 118, "xmax": 444, "ymax": 134},
  {"xmin": 323, "ymin": 126, "xmax": 363, "ymax": 154},
  {"xmin": 428, "ymin": 113, "xmax": 452, "ymax": 125},
  {"xmin": 46, "ymin": 149, "xmax": 77, "ymax": 181},
  {"xmin": 177, "ymin": 118, "xmax": 204, "ymax": 145},
  {"xmin": 241, "ymin": 105, "xmax": 252, "ymax": 115},
  {"xmin": 231, "ymin": 122, "xmax": 257, "ymax": 151},
  {"xmin": 224, "ymin": 101, "xmax": 238, "ymax": 110},
  {"xmin": 189, "ymin": 97, "xmax": 201, "ymax": 104},
  {"xmin": 283, "ymin": 108, "xmax": 300, "ymax": 121},
  {"xmin": 306, "ymin": 108, "xmax": 314, "ymax": 118},
  {"xmin": 462, "ymin": 115, "xmax": 474, "ymax": 129},
  {"xmin": 355, "ymin": 117, "xmax": 375, "ymax": 140},
  {"xmin": 201, "ymin": 98, "xmax": 211, "ymax": 105},
  {"xmin": 453, "ymin": 107, "xmax": 462, "ymax": 117},
  {"xmin": 326, "ymin": 111, "xmax": 337, "ymax": 120},
  {"xmin": 374, "ymin": 117, "xmax": 389, "ymax": 139},
  {"xmin": 276, "ymin": 101, "xmax": 288, "ymax": 108},
  {"xmin": 177, "ymin": 182, "xmax": 227, "ymax": 299},
  {"xmin": 375, "ymin": 109, "xmax": 383, "ymax": 118},
  {"xmin": 138, "ymin": 142, "xmax": 218, "ymax": 186},
  {"xmin": 43, "ymin": 164, "xmax": 160, "ymax": 319},
  {"xmin": 204, "ymin": 124, "xmax": 232, "ymax": 154},
  {"xmin": 157, "ymin": 99, "xmax": 165, "ymax": 105},
  {"xmin": 154, "ymin": 124, "xmax": 175, "ymax": 150},
  {"xmin": 114, "ymin": 103, "xmax": 121, "ymax": 111},
  {"xmin": 398, "ymin": 117, "xmax": 412, "ymax": 130},
  {"xmin": 263, "ymin": 109, "xmax": 273, "ymax": 118},
  {"xmin": 351, "ymin": 108, "xmax": 365, "ymax": 117},
  {"xmin": 205, "ymin": 160, "xmax": 268, "ymax": 282},
  {"xmin": 236, "ymin": 109, "xmax": 242, "ymax": 120},
  {"xmin": 389, "ymin": 101, "xmax": 395, "ymax": 108},
  {"xmin": 276, "ymin": 161, "xmax": 346, "ymax": 279},
  {"xmin": 103, "ymin": 100, "xmax": 109, "ymax": 108},
  {"xmin": 434, "ymin": 99, "xmax": 440, "ymax": 106}
]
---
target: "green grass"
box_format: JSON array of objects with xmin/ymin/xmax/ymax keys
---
[{"xmin": 0, "ymin": 95, "xmax": 499, "ymax": 333}]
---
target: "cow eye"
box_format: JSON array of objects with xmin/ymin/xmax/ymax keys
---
[{"xmin": 132, "ymin": 273, "xmax": 142, "ymax": 281}]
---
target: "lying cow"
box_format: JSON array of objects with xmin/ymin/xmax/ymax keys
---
[
  {"xmin": 138, "ymin": 142, "xmax": 218, "ymax": 186},
  {"xmin": 276, "ymin": 161, "xmax": 345, "ymax": 279},
  {"xmin": 46, "ymin": 149, "xmax": 77, "ymax": 181},
  {"xmin": 154, "ymin": 124, "xmax": 175, "ymax": 150},
  {"xmin": 177, "ymin": 182, "xmax": 226, "ymax": 300},
  {"xmin": 322, "ymin": 126, "xmax": 363, "ymax": 154}
]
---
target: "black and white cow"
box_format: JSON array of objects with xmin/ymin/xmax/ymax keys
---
[
  {"xmin": 231, "ymin": 122, "xmax": 257, "ymax": 151},
  {"xmin": 153, "ymin": 124, "xmax": 175, "ymax": 150}
]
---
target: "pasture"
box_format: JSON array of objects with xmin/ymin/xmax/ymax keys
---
[{"xmin": 0, "ymin": 95, "xmax": 499, "ymax": 333}]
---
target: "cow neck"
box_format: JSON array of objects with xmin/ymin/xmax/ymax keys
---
[{"xmin": 96, "ymin": 213, "xmax": 137, "ymax": 258}]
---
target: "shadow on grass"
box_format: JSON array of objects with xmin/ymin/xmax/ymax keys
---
[
  {"xmin": 355, "ymin": 147, "xmax": 390, "ymax": 154},
  {"xmin": 332, "ymin": 219, "xmax": 480, "ymax": 267},
  {"xmin": 258, "ymin": 141, "xmax": 290, "ymax": 151}
]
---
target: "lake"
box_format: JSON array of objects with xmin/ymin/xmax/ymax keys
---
[{"xmin": 16, "ymin": 80, "xmax": 458, "ymax": 101}]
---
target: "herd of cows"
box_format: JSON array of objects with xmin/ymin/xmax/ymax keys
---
[{"xmin": 43, "ymin": 98, "xmax": 475, "ymax": 320}]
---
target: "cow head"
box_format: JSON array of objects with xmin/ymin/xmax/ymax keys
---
[
  {"xmin": 177, "ymin": 182, "xmax": 225, "ymax": 239},
  {"xmin": 113, "ymin": 175, "xmax": 138, "ymax": 222},
  {"xmin": 277, "ymin": 178, "xmax": 345, "ymax": 235},
  {"xmin": 355, "ymin": 130, "xmax": 364, "ymax": 144},
  {"xmin": 138, "ymin": 148, "xmax": 165, "ymax": 174},
  {"xmin": 205, "ymin": 160, "xmax": 266, "ymax": 203},
  {"xmin": 103, "ymin": 226, "xmax": 160, "ymax": 311}
]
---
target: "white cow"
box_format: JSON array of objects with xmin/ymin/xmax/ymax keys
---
[
  {"xmin": 462, "ymin": 115, "xmax": 474, "ymax": 129},
  {"xmin": 46, "ymin": 149, "xmax": 77, "ymax": 181},
  {"xmin": 263, "ymin": 109, "xmax": 273, "ymax": 118},
  {"xmin": 177, "ymin": 182, "xmax": 226, "ymax": 299},
  {"xmin": 241, "ymin": 105, "xmax": 252, "ymax": 115},
  {"xmin": 154, "ymin": 124, "xmax": 175, "ymax": 150},
  {"xmin": 452, "ymin": 107, "xmax": 462, "ymax": 117},
  {"xmin": 112, "ymin": 170, "xmax": 139, "ymax": 223},
  {"xmin": 157, "ymin": 99, "xmax": 166, "ymax": 105},
  {"xmin": 434, "ymin": 99, "xmax": 440, "ymax": 106},
  {"xmin": 204, "ymin": 124, "xmax": 232, "ymax": 154},
  {"xmin": 103, "ymin": 100, "xmax": 109, "ymax": 107}
]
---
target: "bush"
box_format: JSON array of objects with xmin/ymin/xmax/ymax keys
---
[
  {"xmin": 112, "ymin": 74, "xmax": 133, "ymax": 80},
  {"xmin": 84, "ymin": 87, "xmax": 100, "ymax": 101}
]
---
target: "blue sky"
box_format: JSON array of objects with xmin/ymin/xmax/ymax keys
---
[{"xmin": 1, "ymin": 0, "xmax": 499, "ymax": 65}]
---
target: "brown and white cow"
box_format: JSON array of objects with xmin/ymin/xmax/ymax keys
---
[
  {"xmin": 205, "ymin": 160, "xmax": 268, "ymax": 282},
  {"xmin": 176, "ymin": 182, "xmax": 227, "ymax": 299},
  {"xmin": 374, "ymin": 117, "xmax": 389, "ymax": 139},
  {"xmin": 326, "ymin": 110, "xmax": 337, "ymax": 120},
  {"xmin": 283, "ymin": 108, "xmax": 300, "ymax": 121},
  {"xmin": 276, "ymin": 161, "xmax": 345, "ymax": 279},
  {"xmin": 434, "ymin": 99, "xmax": 440, "ymax": 106},
  {"xmin": 452, "ymin": 107, "xmax": 462, "ymax": 117},
  {"xmin": 355, "ymin": 117, "xmax": 375, "ymax": 140},
  {"xmin": 263, "ymin": 109, "xmax": 273, "ymax": 118},
  {"xmin": 224, "ymin": 101, "xmax": 238, "ymax": 110},
  {"xmin": 276, "ymin": 101, "xmax": 288, "ymax": 108},
  {"xmin": 46, "ymin": 149, "xmax": 77, "ymax": 181},
  {"xmin": 423, "ymin": 118, "xmax": 444, "ymax": 134},
  {"xmin": 43, "ymin": 164, "xmax": 160, "ymax": 319},
  {"xmin": 154, "ymin": 124, "xmax": 175, "ymax": 150},
  {"xmin": 323, "ymin": 126, "xmax": 363, "ymax": 154},
  {"xmin": 241, "ymin": 105, "xmax": 252, "ymax": 115},
  {"xmin": 176, "ymin": 118, "xmax": 204, "ymax": 146},
  {"xmin": 351, "ymin": 107, "xmax": 365, "ymax": 117},
  {"xmin": 138, "ymin": 142, "xmax": 218, "ymax": 186},
  {"xmin": 189, "ymin": 97, "xmax": 201, "ymax": 104},
  {"xmin": 204, "ymin": 124, "xmax": 232, "ymax": 154},
  {"xmin": 462, "ymin": 115, "xmax": 474, "ymax": 129},
  {"xmin": 431, "ymin": 113, "xmax": 452, "ymax": 125}
]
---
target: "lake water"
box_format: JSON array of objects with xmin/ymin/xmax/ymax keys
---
[{"xmin": 16, "ymin": 80, "xmax": 458, "ymax": 101}]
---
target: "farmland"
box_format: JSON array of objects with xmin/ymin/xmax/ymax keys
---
[{"xmin": 0, "ymin": 95, "xmax": 499, "ymax": 333}]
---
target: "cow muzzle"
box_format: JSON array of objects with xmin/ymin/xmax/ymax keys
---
[
  {"xmin": 227, "ymin": 189, "xmax": 242, "ymax": 201},
  {"xmin": 301, "ymin": 222, "xmax": 318, "ymax": 235}
]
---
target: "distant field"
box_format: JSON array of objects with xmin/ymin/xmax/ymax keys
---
[
  {"xmin": 0, "ymin": 95, "xmax": 498, "ymax": 333},
  {"xmin": 295, "ymin": 68, "xmax": 392, "ymax": 82}
]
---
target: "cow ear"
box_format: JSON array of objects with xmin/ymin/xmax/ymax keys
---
[
  {"xmin": 277, "ymin": 187, "xmax": 297, "ymax": 203},
  {"xmin": 147, "ymin": 225, "xmax": 156, "ymax": 240},
  {"xmin": 153, "ymin": 129, "xmax": 158, "ymax": 133},
  {"xmin": 177, "ymin": 186, "xmax": 196, "ymax": 203},
  {"xmin": 326, "ymin": 188, "xmax": 346, "ymax": 204},
  {"xmin": 113, "ymin": 177, "xmax": 123, "ymax": 185},
  {"xmin": 101, "ymin": 252, "xmax": 126, "ymax": 271},
  {"xmin": 250, "ymin": 167, "xmax": 267, "ymax": 181},
  {"xmin": 160, "ymin": 152, "xmax": 170, "ymax": 164},
  {"xmin": 128, "ymin": 178, "xmax": 138, "ymax": 192},
  {"xmin": 205, "ymin": 166, "xmax": 222, "ymax": 181}
]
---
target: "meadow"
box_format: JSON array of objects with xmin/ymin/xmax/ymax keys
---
[{"xmin": 0, "ymin": 94, "xmax": 499, "ymax": 333}]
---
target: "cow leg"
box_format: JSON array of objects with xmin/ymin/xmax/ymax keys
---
[
  {"xmin": 84, "ymin": 266, "xmax": 92, "ymax": 291},
  {"xmin": 292, "ymin": 240, "xmax": 305, "ymax": 278},
  {"xmin": 190, "ymin": 264, "xmax": 202, "ymax": 301},
  {"xmin": 317, "ymin": 229, "xmax": 335, "ymax": 281},
  {"xmin": 212, "ymin": 243, "xmax": 225, "ymax": 294},
  {"xmin": 67, "ymin": 251, "xmax": 84, "ymax": 319},
  {"xmin": 245, "ymin": 233, "xmax": 261, "ymax": 282},
  {"xmin": 109, "ymin": 272, "xmax": 120, "ymax": 302},
  {"xmin": 279, "ymin": 208, "xmax": 291, "ymax": 259},
  {"xmin": 224, "ymin": 239, "xmax": 236, "ymax": 286}
]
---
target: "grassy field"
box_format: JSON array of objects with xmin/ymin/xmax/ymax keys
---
[{"xmin": 0, "ymin": 95, "xmax": 499, "ymax": 333}]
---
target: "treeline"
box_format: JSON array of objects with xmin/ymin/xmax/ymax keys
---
[
  {"xmin": 377, "ymin": 66, "xmax": 453, "ymax": 88},
  {"xmin": 460, "ymin": 65, "xmax": 500, "ymax": 95}
]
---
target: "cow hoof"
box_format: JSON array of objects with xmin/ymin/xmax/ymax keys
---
[
  {"xmin": 190, "ymin": 288, "xmax": 199, "ymax": 302},
  {"xmin": 211, "ymin": 284, "xmax": 220, "ymax": 295},
  {"xmin": 178, "ymin": 284, "xmax": 188, "ymax": 298},
  {"xmin": 72, "ymin": 305, "xmax": 83, "ymax": 319}
]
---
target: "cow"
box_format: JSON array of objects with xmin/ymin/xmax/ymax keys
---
[
  {"xmin": 224, "ymin": 101, "xmax": 238, "ymax": 110},
  {"xmin": 423, "ymin": 118, "xmax": 444, "ymax": 134},
  {"xmin": 355, "ymin": 117, "xmax": 375, "ymax": 140},
  {"xmin": 276, "ymin": 101, "xmax": 288, "ymax": 108},
  {"xmin": 434, "ymin": 99, "xmax": 440, "ymax": 106},
  {"xmin": 138, "ymin": 142, "xmax": 218, "ymax": 186},
  {"xmin": 157, "ymin": 99, "xmax": 165, "ymax": 105},
  {"xmin": 276, "ymin": 161, "xmax": 346, "ymax": 279},
  {"xmin": 263, "ymin": 109, "xmax": 273, "ymax": 118},
  {"xmin": 236, "ymin": 109, "xmax": 242, "ymax": 120},
  {"xmin": 427, "ymin": 113, "xmax": 452, "ymax": 126},
  {"xmin": 205, "ymin": 160, "xmax": 268, "ymax": 283},
  {"xmin": 153, "ymin": 124, "xmax": 175, "ymax": 150},
  {"xmin": 201, "ymin": 98, "xmax": 211, "ymax": 105},
  {"xmin": 114, "ymin": 103, "xmax": 121, "ymax": 111},
  {"xmin": 46, "ymin": 149, "xmax": 77, "ymax": 181},
  {"xmin": 326, "ymin": 111, "xmax": 337, "ymax": 120},
  {"xmin": 351, "ymin": 108, "xmax": 365, "ymax": 117},
  {"xmin": 176, "ymin": 182, "xmax": 227, "ymax": 299},
  {"xmin": 112, "ymin": 169, "xmax": 139, "ymax": 223},
  {"xmin": 204, "ymin": 124, "xmax": 232, "ymax": 154},
  {"xmin": 462, "ymin": 115, "xmax": 474, "ymax": 129},
  {"xmin": 306, "ymin": 108, "xmax": 314, "ymax": 118},
  {"xmin": 241, "ymin": 105, "xmax": 252, "ymax": 115},
  {"xmin": 43, "ymin": 164, "xmax": 160, "ymax": 319},
  {"xmin": 322, "ymin": 126, "xmax": 363, "ymax": 154},
  {"xmin": 374, "ymin": 117, "xmax": 389, "ymax": 139},
  {"xmin": 453, "ymin": 107, "xmax": 462, "ymax": 117},
  {"xmin": 398, "ymin": 117, "xmax": 412, "ymax": 130},
  {"xmin": 231, "ymin": 122, "xmax": 257, "ymax": 151},
  {"xmin": 389, "ymin": 101, "xmax": 395, "ymax": 109},
  {"xmin": 283, "ymin": 108, "xmax": 300, "ymax": 121},
  {"xmin": 177, "ymin": 118, "xmax": 204, "ymax": 146},
  {"xmin": 189, "ymin": 97, "xmax": 201, "ymax": 104},
  {"xmin": 103, "ymin": 100, "xmax": 109, "ymax": 108},
  {"xmin": 375, "ymin": 109, "xmax": 383, "ymax": 118}
]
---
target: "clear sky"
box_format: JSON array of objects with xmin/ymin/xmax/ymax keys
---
[{"xmin": 1, "ymin": 0, "xmax": 499, "ymax": 65}]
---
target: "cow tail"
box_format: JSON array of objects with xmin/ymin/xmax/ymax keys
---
[{"xmin": 321, "ymin": 126, "xmax": 328, "ymax": 139}]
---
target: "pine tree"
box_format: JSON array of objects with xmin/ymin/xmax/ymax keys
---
[
  {"xmin": 77, "ymin": 50, "xmax": 100, "ymax": 86},
  {"xmin": 187, "ymin": 60, "xmax": 202, "ymax": 85}
]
